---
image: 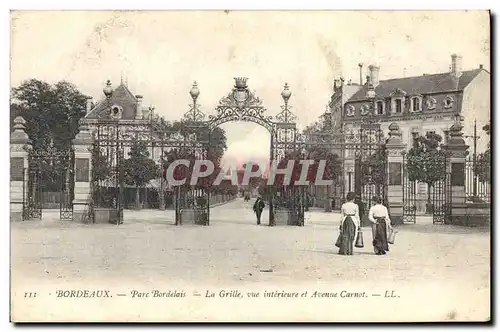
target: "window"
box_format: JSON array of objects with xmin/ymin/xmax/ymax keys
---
[
  {"xmin": 345, "ymin": 105, "xmax": 355, "ymax": 117},
  {"xmin": 395, "ymin": 99, "xmax": 402, "ymax": 113},
  {"xmin": 426, "ymin": 97, "xmax": 437, "ymax": 110},
  {"xmin": 443, "ymin": 130, "xmax": 449, "ymax": 144},
  {"xmin": 376, "ymin": 101, "xmax": 384, "ymax": 115},
  {"xmin": 411, "ymin": 131, "xmax": 419, "ymax": 147},
  {"xmin": 426, "ymin": 131, "xmax": 436, "ymax": 139},
  {"xmin": 444, "ymin": 96, "xmax": 454, "ymax": 109},
  {"xmin": 412, "ymin": 97, "xmax": 422, "ymax": 112}
]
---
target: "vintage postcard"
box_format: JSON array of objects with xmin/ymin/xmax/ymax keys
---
[{"xmin": 9, "ymin": 10, "xmax": 491, "ymax": 322}]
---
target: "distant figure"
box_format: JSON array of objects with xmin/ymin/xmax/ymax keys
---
[
  {"xmin": 253, "ymin": 196, "xmax": 265, "ymax": 225},
  {"xmin": 368, "ymin": 196, "xmax": 393, "ymax": 255},
  {"xmin": 338, "ymin": 192, "xmax": 360, "ymax": 255}
]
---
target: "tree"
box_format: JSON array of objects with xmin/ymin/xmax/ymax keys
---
[
  {"xmin": 406, "ymin": 132, "xmax": 447, "ymax": 213},
  {"xmin": 123, "ymin": 141, "xmax": 159, "ymax": 209},
  {"xmin": 11, "ymin": 79, "xmax": 89, "ymax": 191},
  {"xmin": 360, "ymin": 144, "xmax": 387, "ymax": 200},
  {"xmin": 90, "ymin": 141, "xmax": 112, "ymax": 183},
  {"xmin": 475, "ymin": 122, "xmax": 491, "ymax": 183}
]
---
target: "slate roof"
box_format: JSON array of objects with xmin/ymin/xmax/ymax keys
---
[
  {"xmin": 85, "ymin": 83, "xmax": 139, "ymax": 120},
  {"xmin": 348, "ymin": 69, "xmax": 485, "ymax": 102}
]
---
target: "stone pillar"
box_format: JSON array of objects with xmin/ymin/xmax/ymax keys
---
[
  {"xmin": 385, "ymin": 123, "xmax": 406, "ymax": 226},
  {"xmin": 442, "ymin": 123, "xmax": 469, "ymax": 225},
  {"xmin": 72, "ymin": 121, "xmax": 93, "ymax": 222},
  {"xmin": 10, "ymin": 117, "xmax": 31, "ymax": 222}
]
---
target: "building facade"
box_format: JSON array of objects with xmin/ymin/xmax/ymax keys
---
[
  {"xmin": 341, "ymin": 54, "xmax": 490, "ymax": 212},
  {"xmin": 84, "ymin": 81, "xmax": 168, "ymax": 207}
]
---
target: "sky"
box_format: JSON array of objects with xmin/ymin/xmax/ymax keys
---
[{"xmin": 10, "ymin": 11, "xmax": 490, "ymax": 165}]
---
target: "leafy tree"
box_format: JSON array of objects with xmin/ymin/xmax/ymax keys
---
[
  {"xmin": 11, "ymin": 79, "xmax": 89, "ymax": 191},
  {"xmin": 406, "ymin": 132, "xmax": 446, "ymax": 213},
  {"xmin": 360, "ymin": 144, "xmax": 387, "ymax": 200},
  {"xmin": 123, "ymin": 141, "xmax": 159, "ymax": 209},
  {"xmin": 90, "ymin": 141, "xmax": 112, "ymax": 183}
]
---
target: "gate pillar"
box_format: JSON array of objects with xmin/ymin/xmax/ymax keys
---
[
  {"xmin": 10, "ymin": 117, "xmax": 31, "ymax": 222},
  {"xmin": 72, "ymin": 122, "xmax": 93, "ymax": 222},
  {"xmin": 385, "ymin": 123, "xmax": 406, "ymax": 226},
  {"xmin": 442, "ymin": 123, "xmax": 469, "ymax": 225}
]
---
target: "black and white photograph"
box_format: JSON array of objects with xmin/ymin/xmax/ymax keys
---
[{"xmin": 8, "ymin": 10, "xmax": 491, "ymax": 322}]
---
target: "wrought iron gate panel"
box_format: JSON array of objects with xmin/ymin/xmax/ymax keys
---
[
  {"xmin": 23, "ymin": 166, "xmax": 42, "ymax": 220},
  {"xmin": 402, "ymin": 154, "xmax": 417, "ymax": 223},
  {"xmin": 431, "ymin": 155, "xmax": 451, "ymax": 224},
  {"xmin": 91, "ymin": 121, "xmax": 125, "ymax": 224},
  {"xmin": 59, "ymin": 149, "xmax": 74, "ymax": 221}
]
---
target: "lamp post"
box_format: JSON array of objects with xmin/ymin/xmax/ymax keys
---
[
  {"xmin": 358, "ymin": 96, "xmax": 379, "ymax": 211},
  {"xmin": 102, "ymin": 79, "xmax": 123, "ymax": 223},
  {"xmin": 455, "ymin": 114, "xmax": 480, "ymax": 199}
]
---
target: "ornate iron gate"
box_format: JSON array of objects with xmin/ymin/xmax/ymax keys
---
[
  {"xmin": 23, "ymin": 167, "xmax": 42, "ymax": 220},
  {"xmin": 402, "ymin": 153, "xmax": 417, "ymax": 223},
  {"xmin": 431, "ymin": 155, "xmax": 451, "ymax": 224},
  {"xmin": 90, "ymin": 120, "xmax": 125, "ymax": 224},
  {"xmin": 59, "ymin": 149, "xmax": 74, "ymax": 220}
]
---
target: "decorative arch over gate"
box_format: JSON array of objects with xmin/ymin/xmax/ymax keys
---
[
  {"xmin": 208, "ymin": 77, "xmax": 276, "ymax": 134},
  {"xmin": 180, "ymin": 77, "xmax": 304, "ymax": 226}
]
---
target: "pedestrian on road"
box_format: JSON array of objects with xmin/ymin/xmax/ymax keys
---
[
  {"xmin": 338, "ymin": 192, "xmax": 360, "ymax": 255},
  {"xmin": 368, "ymin": 196, "xmax": 393, "ymax": 255},
  {"xmin": 253, "ymin": 196, "xmax": 265, "ymax": 225}
]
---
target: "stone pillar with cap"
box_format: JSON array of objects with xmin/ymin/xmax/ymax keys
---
[
  {"xmin": 442, "ymin": 123, "xmax": 476, "ymax": 225},
  {"xmin": 10, "ymin": 117, "xmax": 31, "ymax": 221},
  {"xmin": 72, "ymin": 121, "xmax": 93, "ymax": 222},
  {"xmin": 385, "ymin": 123, "xmax": 406, "ymax": 226}
]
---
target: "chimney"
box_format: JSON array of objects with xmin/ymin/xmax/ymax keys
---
[
  {"xmin": 86, "ymin": 97, "xmax": 93, "ymax": 115},
  {"xmin": 479, "ymin": 64, "xmax": 483, "ymax": 69},
  {"xmin": 333, "ymin": 79, "xmax": 341, "ymax": 90},
  {"xmin": 451, "ymin": 54, "xmax": 463, "ymax": 78},
  {"xmin": 358, "ymin": 63, "xmax": 363, "ymax": 85},
  {"xmin": 135, "ymin": 95, "xmax": 143, "ymax": 120},
  {"xmin": 368, "ymin": 65, "xmax": 380, "ymax": 88}
]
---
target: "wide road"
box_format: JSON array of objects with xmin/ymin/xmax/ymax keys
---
[
  {"xmin": 210, "ymin": 197, "xmax": 269, "ymax": 225},
  {"xmin": 11, "ymin": 201, "xmax": 490, "ymax": 322}
]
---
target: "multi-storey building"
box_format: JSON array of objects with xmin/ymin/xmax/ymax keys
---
[
  {"xmin": 84, "ymin": 81, "xmax": 167, "ymax": 207},
  {"xmin": 340, "ymin": 54, "xmax": 490, "ymax": 212}
]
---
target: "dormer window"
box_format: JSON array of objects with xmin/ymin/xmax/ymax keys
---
[
  {"xmin": 394, "ymin": 98, "xmax": 403, "ymax": 114},
  {"xmin": 389, "ymin": 89, "xmax": 407, "ymax": 115},
  {"xmin": 444, "ymin": 96, "xmax": 454, "ymax": 109},
  {"xmin": 426, "ymin": 97, "xmax": 437, "ymax": 110},
  {"xmin": 411, "ymin": 96, "xmax": 423, "ymax": 112},
  {"xmin": 360, "ymin": 104, "xmax": 371, "ymax": 116},
  {"xmin": 376, "ymin": 100, "xmax": 385, "ymax": 115},
  {"xmin": 345, "ymin": 105, "xmax": 355, "ymax": 117},
  {"xmin": 109, "ymin": 105, "xmax": 123, "ymax": 119}
]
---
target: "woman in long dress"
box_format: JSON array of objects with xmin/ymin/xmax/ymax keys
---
[
  {"xmin": 338, "ymin": 192, "xmax": 360, "ymax": 255},
  {"xmin": 368, "ymin": 196, "xmax": 393, "ymax": 255}
]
